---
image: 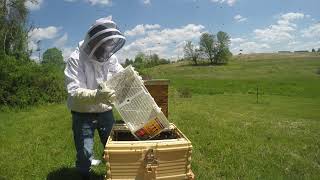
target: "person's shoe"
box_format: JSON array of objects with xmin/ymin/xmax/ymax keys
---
[{"xmin": 91, "ymin": 159, "xmax": 102, "ymax": 166}]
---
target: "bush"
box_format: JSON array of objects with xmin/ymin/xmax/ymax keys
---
[{"xmin": 0, "ymin": 55, "xmax": 66, "ymax": 108}]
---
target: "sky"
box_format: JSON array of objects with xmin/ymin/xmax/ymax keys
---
[{"xmin": 26, "ymin": 0, "xmax": 320, "ymax": 62}]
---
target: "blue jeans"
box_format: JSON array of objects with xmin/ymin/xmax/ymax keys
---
[{"xmin": 71, "ymin": 110, "xmax": 115, "ymax": 174}]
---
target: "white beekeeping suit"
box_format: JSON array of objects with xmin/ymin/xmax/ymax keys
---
[{"xmin": 64, "ymin": 16, "xmax": 126, "ymax": 113}]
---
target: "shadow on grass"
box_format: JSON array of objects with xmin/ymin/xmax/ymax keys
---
[{"xmin": 47, "ymin": 167, "xmax": 104, "ymax": 180}]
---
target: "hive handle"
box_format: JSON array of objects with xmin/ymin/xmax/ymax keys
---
[{"xmin": 144, "ymin": 149, "xmax": 158, "ymax": 174}]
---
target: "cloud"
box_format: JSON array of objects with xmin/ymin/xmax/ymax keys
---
[
  {"xmin": 234, "ymin": 15, "xmax": 247, "ymax": 23},
  {"xmin": 28, "ymin": 26, "xmax": 60, "ymax": 51},
  {"xmin": 143, "ymin": 0, "xmax": 151, "ymax": 4},
  {"xmin": 52, "ymin": 33, "xmax": 74, "ymax": 60},
  {"xmin": 64, "ymin": 0, "xmax": 111, "ymax": 6},
  {"xmin": 230, "ymin": 37, "xmax": 246, "ymax": 45},
  {"xmin": 301, "ymin": 23, "xmax": 320, "ymax": 38},
  {"xmin": 281, "ymin": 12, "xmax": 305, "ymax": 21},
  {"xmin": 28, "ymin": 26, "xmax": 73, "ymax": 61},
  {"xmin": 230, "ymin": 12, "xmax": 320, "ymax": 54},
  {"xmin": 118, "ymin": 24, "xmax": 205, "ymax": 61},
  {"xmin": 253, "ymin": 12, "xmax": 305, "ymax": 43},
  {"xmin": 61, "ymin": 47, "xmax": 74, "ymax": 61},
  {"xmin": 53, "ymin": 33, "xmax": 68, "ymax": 47},
  {"xmin": 30, "ymin": 55, "xmax": 40, "ymax": 62},
  {"xmin": 25, "ymin": 0, "xmax": 43, "ymax": 10},
  {"xmin": 232, "ymin": 41, "xmax": 270, "ymax": 54},
  {"xmin": 124, "ymin": 24, "xmax": 161, "ymax": 36},
  {"xmin": 211, "ymin": 0, "xmax": 237, "ymax": 6},
  {"xmin": 287, "ymin": 40, "xmax": 320, "ymax": 51},
  {"xmin": 29, "ymin": 26, "xmax": 60, "ymax": 41},
  {"xmin": 87, "ymin": 0, "xmax": 111, "ymax": 5}
]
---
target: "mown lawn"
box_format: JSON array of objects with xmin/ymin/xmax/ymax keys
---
[{"xmin": 1, "ymin": 54, "xmax": 320, "ymax": 179}]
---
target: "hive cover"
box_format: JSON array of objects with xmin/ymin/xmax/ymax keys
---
[{"xmin": 106, "ymin": 65, "xmax": 170, "ymax": 140}]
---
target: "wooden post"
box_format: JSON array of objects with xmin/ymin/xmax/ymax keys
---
[{"xmin": 256, "ymin": 86, "xmax": 259, "ymax": 104}]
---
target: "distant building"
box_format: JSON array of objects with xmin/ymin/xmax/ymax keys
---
[
  {"xmin": 294, "ymin": 50, "xmax": 309, "ymax": 53},
  {"xmin": 278, "ymin": 51, "xmax": 291, "ymax": 53}
]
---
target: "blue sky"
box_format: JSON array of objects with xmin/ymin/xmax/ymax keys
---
[{"xmin": 26, "ymin": 0, "xmax": 320, "ymax": 62}]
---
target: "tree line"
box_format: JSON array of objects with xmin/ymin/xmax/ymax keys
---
[{"xmin": 123, "ymin": 52, "xmax": 170, "ymax": 70}]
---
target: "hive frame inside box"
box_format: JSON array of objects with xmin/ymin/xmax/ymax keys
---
[{"xmin": 104, "ymin": 123, "xmax": 194, "ymax": 180}]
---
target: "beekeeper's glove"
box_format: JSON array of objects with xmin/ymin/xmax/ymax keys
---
[
  {"xmin": 91, "ymin": 159, "xmax": 102, "ymax": 166},
  {"xmin": 96, "ymin": 82, "xmax": 116, "ymax": 104},
  {"xmin": 73, "ymin": 83, "xmax": 115, "ymax": 105}
]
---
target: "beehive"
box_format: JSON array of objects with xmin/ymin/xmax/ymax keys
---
[
  {"xmin": 104, "ymin": 123, "xmax": 194, "ymax": 180},
  {"xmin": 144, "ymin": 80, "xmax": 169, "ymax": 118},
  {"xmin": 104, "ymin": 79, "xmax": 194, "ymax": 180}
]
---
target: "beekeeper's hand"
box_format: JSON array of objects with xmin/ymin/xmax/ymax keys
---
[
  {"xmin": 96, "ymin": 82, "xmax": 116, "ymax": 104},
  {"xmin": 72, "ymin": 84, "xmax": 115, "ymax": 105}
]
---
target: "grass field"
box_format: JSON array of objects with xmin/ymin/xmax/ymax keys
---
[{"xmin": 1, "ymin": 54, "xmax": 320, "ymax": 179}]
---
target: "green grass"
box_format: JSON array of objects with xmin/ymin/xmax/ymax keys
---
[
  {"xmin": 0, "ymin": 104, "xmax": 107, "ymax": 179},
  {"xmin": 1, "ymin": 54, "xmax": 320, "ymax": 179}
]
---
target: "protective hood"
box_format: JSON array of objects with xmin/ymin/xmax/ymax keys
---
[{"xmin": 81, "ymin": 16, "xmax": 126, "ymax": 62}]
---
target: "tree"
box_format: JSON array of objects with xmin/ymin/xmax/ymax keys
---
[
  {"xmin": 215, "ymin": 31, "xmax": 232, "ymax": 64},
  {"xmin": 318, "ymin": 48, "xmax": 320, "ymax": 53},
  {"xmin": 159, "ymin": 58, "xmax": 170, "ymax": 64},
  {"xmin": 199, "ymin": 33, "xmax": 216, "ymax": 64},
  {"xmin": 215, "ymin": 47, "xmax": 232, "ymax": 64},
  {"xmin": 217, "ymin": 31, "xmax": 230, "ymax": 48},
  {"xmin": 134, "ymin": 52, "xmax": 145, "ymax": 63},
  {"xmin": 41, "ymin": 48, "xmax": 65, "ymax": 69},
  {"xmin": 150, "ymin": 54, "xmax": 159, "ymax": 65},
  {"xmin": 133, "ymin": 52, "xmax": 145, "ymax": 69},
  {"xmin": 184, "ymin": 41, "xmax": 199, "ymax": 65},
  {"xmin": 312, "ymin": 48, "xmax": 316, "ymax": 52},
  {"xmin": 124, "ymin": 58, "xmax": 133, "ymax": 67},
  {"xmin": 199, "ymin": 31, "xmax": 232, "ymax": 65},
  {"xmin": 0, "ymin": 0, "xmax": 38, "ymax": 57}
]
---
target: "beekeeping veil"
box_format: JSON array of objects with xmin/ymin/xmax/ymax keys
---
[{"xmin": 82, "ymin": 16, "xmax": 126, "ymax": 62}]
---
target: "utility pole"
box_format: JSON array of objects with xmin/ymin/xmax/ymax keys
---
[{"xmin": 36, "ymin": 40, "xmax": 41, "ymax": 62}]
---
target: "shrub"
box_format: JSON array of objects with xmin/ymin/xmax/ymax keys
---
[{"xmin": 0, "ymin": 55, "xmax": 66, "ymax": 108}]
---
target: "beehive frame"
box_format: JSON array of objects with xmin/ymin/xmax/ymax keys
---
[{"xmin": 106, "ymin": 66, "xmax": 170, "ymax": 140}]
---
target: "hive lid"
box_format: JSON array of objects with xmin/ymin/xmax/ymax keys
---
[
  {"xmin": 144, "ymin": 79, "xmax": 170, "ymax": 85},
  {"xmin": 106, "ymin": 65, "xmax": 171, "ymax": 140}
]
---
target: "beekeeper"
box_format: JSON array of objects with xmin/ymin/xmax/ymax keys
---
[{"xmin": 64, "ymin": 16, "xmax": 125, "ymax": 177}]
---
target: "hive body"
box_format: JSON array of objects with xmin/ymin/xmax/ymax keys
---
[
  {"xmin": 104, "ymin": 124, "xmax": 194, "ymax": 180},
  {"xmin": 104, "ymin": 78, "xmax": 194, "ymax": 179}
]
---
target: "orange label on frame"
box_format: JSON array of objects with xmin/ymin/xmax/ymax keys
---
[
  {"xmin": 143, "ymin": 117, "xmax": 164, "ymax": 136},
  {"xmin": 135, "ymin": 117, "xmax": 165, "ymax": 139}
]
